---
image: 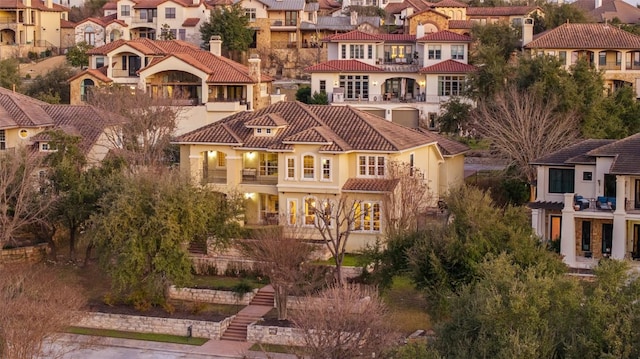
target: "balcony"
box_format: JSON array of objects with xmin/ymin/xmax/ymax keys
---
[
  {"xmin": 132, "ymin": 17, "xmax": 156, "ymax": 25},
  {"xmin": 205, "ymin": 99, "xmax": 249, "ymax": 112},
  {"xmin": 270, "ymin": 19, "xmax": 296, "ymax": 30},
  {"xmin": 111, "ymin": 69, "xmax": 139, "ymax": 78},
  {"xmin": 203, "ymin": 169, "xmax": 226, "ymax": 184},
  {"xmin": 272, "ymin": 41, "xmax": 298, "ymax": 49},
  {"xmin": 240, "ymin": 168, "xmax": 278, "ymax": 185}
]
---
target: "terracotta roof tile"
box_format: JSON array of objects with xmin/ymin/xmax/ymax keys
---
[
  {"xmin": 378, "ymin": 34, "xmax": 416, "ymax": 42},
  {"xmin": 61, "ymin": 19, "xmax": 75, "ymax": 28},
  {"xmin": 384, "ymin": 2, "xmax": 408, "ymax": 14},
  {"xmin": 525, "ymin": 23, "xmax": 640, "ymax": 49},
  {"xmin": 530, "ymin": 139, "xmax": 614, "ymax": 165},
  {"xmin": 572, "ymin": 0, "xmax": 640, "ymax": 24},
  {"xmin": 0, "ymin": 87, "xmax": 54, "ymax": 129},
  {"xmin": 466, "ymin": 5, "xmax": 539, "ymax": 16},
  {"xmin": 326, "ymin": 30, "xmax": 383, "ymax": 42},
  {"xmin": 434, "ymin": 0, "xmax": 467, "ymax": 7},
  {"xmin": 420, "ymin": 59, "xmax": 476, "ymax": 73},
  {"xmin": 416, "ymin": 129, "xmax": 469, "ymax": 155},
  {"xmin": 68, "ymin": 67, "xmax": 113, "ymax": 83},
  {"xmin": 408, "ymin": 8, "xmax": 450, "ymax": 19},
  {"xmin": 182, "ymin": 17, "xmax": 200, "ymax": 26},
  {"xmin": 283, "ymin": 127, "xmax": 332, "ymax": 144},
  {"xmin": 31, "ymin": 0, "xmax": 68, "ymax": 11},
  {"xmin": 245, "ymin": 114, "xmax": 288, "ymax": 128},
  {"xmin": 305, "ymin": 59, "xmax": 383, "ymax": 73},
  {"xmin": 417, "ymin": 30, "xmax": 472, "ymax": 42},
  {"xmin": 448, "ymin": 19, "xmax": 474, "ymax": 29},
  {"xmin": 0, "ymin": 0, "xmax": 25, "ymax": 8},
  {"xmin": 342, "ymin": 178, "xmax": 400, "ymax": 192},
  {"xmin": 102, "ymin": 0, "xmax": 116, "ymax": 9},
  {"xmin": 318, "ymin": 0, "xmax": 340, "ymax": 10}
]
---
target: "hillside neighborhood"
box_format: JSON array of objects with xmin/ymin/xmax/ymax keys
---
[{"xmin": 5, "ymin": 0, "xmax": 640, "ymax": 357}]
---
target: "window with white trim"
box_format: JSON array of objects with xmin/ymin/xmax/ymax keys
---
[
  {"xmin": 353, "ymin": 201, "xmax": 381, "ymax": 232},
  {"xmin": 302, "ymin": 154, "xmax": 315, "ymax": 180},
  {"xmin": 350, "ymin": 44, "xmax": 364, "ymax": 59},
  {"xmin": 287, "ymin": 199, "xmax": 297, "ymax": 225},
  {"xmin": 358, "ymin": 155, "xmax": 385, "ymax": 177},
  {"xmin": 438, "ymin": 76, "xmax": 465, "ymax": 96},
  {"xmin": 245, "ymin": 8, "xmax": 256, "ymax": 22},
  {"xmin": 341, "ymin": 44, "xmax": 346, "ymax": 59},
  {"xmin": 321, "ymin": 158, "xmax": 331, "ymax": 181},
  {"xmin": 304, "ymin": 197, "xmax": 316, "ymax": 225},
  {"xmin": 451, "ymin": 45, "xmax": 464, "ymax": 60},
  {"xmin": 41, "ymin": 142, "xmax": 50, "ymax": 151},
  {"xmin": 121, "ymin": 4, "xmax": 130, "ymax": 16},
  {"xmin": 165, "ymin": 7, "xmax": 175, "ymax": 19},
  {"xmin": 286, "ymin": 156, "xmax": 295, "ymax": 179},
  {"xmin": 428, "ymin": 45, "xmax": 441, "ymax": 60},
  {"xmin": 0, "ymin": 129, "xmax": 5, "ymax": 150}
]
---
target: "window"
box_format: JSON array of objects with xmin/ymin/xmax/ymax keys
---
[
  {"xmin": 350, "ymin": 44, "xmax": 364, "ymax": 59},
  {"xmin": 169, "ymin": 29, "xmax": 177, "ymax": 39},
  {"xmin": 550, "ymin": 215, "xmax": 561, "ymax": 241},
  {"xmin": 287, "ymin": 199, "xmax": 297, "ymax": 225},
  {"xmin": 96, "ymin": 56, "xmax": 105, "ymax": 68},
  {"xmin": 548, "ymin": 168, "xmax": 575, "ymax": 193},
  {"xmin": 428, "ymin": 45, "xmax": 441, "ymax": 60},
  {"xmin": 165, "ymin": 7, "xmax": 175, "ymax": 19},
  {"xmin": 285, "ymin": 11, "xmax": 297, "ymax": 26},
  {"xmin": 259, "ymin": 153, "xmax": 278, "ymax": 176},
  {"xmin": 286, "ymin": 157, "xmax": 295, "ymax": 179},
  {"xmin": 304, "ymin": 197, "xmax": 316, "ymax": 225},
  {"xmin": 583, "ymin": 171, "xmax": 593, "ymax": 181},
  {"xmin": 559, "ymin": 51, "xmax": 567, "ymax": 63},
  {"xmin": 451, "ymin": 45, "xmax": 464, "ymax": 60},
  {"xmin": 84, "ymin": 25, "xmax": 95, "ymax": 45},
  {"xmin": 409, "ymin": 153, "xmax": 415, "ymax": 176},
  {"xmin": 341, "ymin": 44, "xmax": 346, "ymax": 59},
  {"xmin": 40, "ymin": 143, "xmax": 49, "ymax": 151},
  {"xmin": 339, "ymin": 75, "xmax": 369, "ymax": 100},
  {"xmin": 321, "ymin": 158, "xmax": 331, "ymax": 181},
  {"xmin": 581, "ymin": 221, "xmax": 591, "ymax": 251},
  {"xmin": 602, "ymin": 223, "xmax": 613, "ymax": 254},
  {"xmin": 178, "ymin": 29, "xmax": 186, "ymax": 40},
  {"xmin": 121, "ymin": 5, "xmax": 130, "ymax": 16},
  {"xmin": 319, "ymin": 80, "xmax": 326, "ymax": 93},
  {"xmin": 367, "ymin": 44, "xmax": 373, "ymax": 59},
  {"xmin": 245, "ymin": 8, "xmax": 256, "ymax": 22},
  {"xmin": 0, "ymin": 129, "xmax": 5, "ymax": 150},
  {"xmin": 438, "ymin": 76, "xmax": 465, "ymax": 96},
  {"xmin": 302, "ymin": 154, "xmax": 314, "ymax": 180},
  {"xmin": 383, "ymin": 45, "xmax": 412, "ymax": 63},
  {"xmin": 217, "ymin": 152, "xmax": 226, "ymax": 167},
  {"xmin": 80, "ymin": 78, "xmax": 94, "ymax": 102},
  {"xmin": 121, "ymin": 55, "xmax": 127, "ymax": 70},
  {"xmin": 599, "ymin": 52, "xmax": 606, "ymax": 66},
  {"xmin": 358, "ymin": 155, "xmax": 385, "ymax": 177},
  {"xmin": 353, "ymin": 201, "xmax": 381, "ymax": 232}
]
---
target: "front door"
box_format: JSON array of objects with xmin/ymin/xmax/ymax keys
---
[
  {"xmin": 633, "ymin": 224, "xmax": 640, "ymax": 259},
  {"xmin": 602, "ymin": 223, "xmax": 613, "ymax": 255},
  {"xmin": 128, "ymin": 56, "xmax": 141, "ymax": 77}
]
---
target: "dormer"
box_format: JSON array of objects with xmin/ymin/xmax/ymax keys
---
[{"xmin": 245, "ymin": 114, "xmax": 288, "ymax": 137}]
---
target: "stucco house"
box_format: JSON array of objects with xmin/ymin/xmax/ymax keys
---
[
  {"xmin": 529, "ymin": 134, "xmax": 640, "ymax": 269},
  {"xmin": 525, "ymin": 23, "xmax": 640, "ymax": 96},
  {"xmin": 68, "ymin": 37, "xmax": 279, "ymax": 135},
  {"xmin": 174, "ymin": 101, "xmax": 467, "ymax": 250},
  {"xmin": 305, "ymin": 28, "xmax": 475, "ymax": 129},
  {"xmin": 571, "ymin": 0, "xmax": 640, "ymax": 25}
]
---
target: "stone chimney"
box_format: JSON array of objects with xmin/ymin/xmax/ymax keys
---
[
  {"xmin": 522, "ymin": 17, "xmax": 534, "ymax": 46},
  {"xmin": 350, "ymin": 11, "xmax": 358, "ymax": 26},
  {"xmin": 416, "ymin": 23, "xmax": 425, "ymax": 39},
  {"xmin": 248, "ymin": 54, "xmax": 261, "ymax": 84},
  {"xmin": 209, "ymin": 35, "xmax": 222, "ymax": 56}
]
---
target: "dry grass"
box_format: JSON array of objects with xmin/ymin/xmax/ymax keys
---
[{"xmin": 383, "ymin": 276, "xmax": 431, "ymax": 335}]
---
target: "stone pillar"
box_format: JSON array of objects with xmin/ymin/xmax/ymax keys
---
[
  {"xmin": 561, "ymin": 193, "xmax": 576, "ymax": 266},
  {"xmin": 594, "ymin": 51, "xmax": 600, "ymax": 71},
  {"xmin": 226, "ymin": 155, "xmax": 242, "ymax": 186},
  {"xmin": 612, "ymin": 175, "xmax": 627, "ymax": 259}
]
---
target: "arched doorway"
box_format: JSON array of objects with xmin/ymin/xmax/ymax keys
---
[
  {"xmin": 145, "ymin": 70, "xmax": 201, "ymax": 104},
  {"xmin": 0, "ymin": 29, "xmax": 15, "ymax": 45},
  {"xmin": 384, "ymin": 77, "xmax": 416, "ymax": 100},
  {"xmin": 81, "ymin": 78, "xmax": 94, "ymax": 102}
]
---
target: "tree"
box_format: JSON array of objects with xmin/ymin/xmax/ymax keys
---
[
  {"xmin": 535, "ymin": 3, "xmax": 589, "ymax": 33},
  {"xmin": 295, "ymin": 86, "xmax": 312, "ymax": 103},
  {"xmin": 0, "ymin": 264, "xmax": 86, "ymax": 359},
  {"xmin": 239, "ymin": 226, "xmax": 320, "ymax": 320},
  {"xmin": 25, "ymin": 64, "xmax": 77, "ymax": 104},
  {"xmin": 310, "ymin": 91, "xmax": 328, "ymax": 105},
  {"xmin": 66, "ymin": 42, "xmax": 93, "ymax": 68},
  {"xmin": 0, "ymin": 59, "xmax": 21, "ymax": 91},
  {"xmin": 436, "ymin": 98, "xmax": 473, "ymax": 135},
  {"xmin": 159, "ymin": 23, "xmax": 175, "ymax": 40},
  {"xmin": 87, "ymin": 86, "xmax": 181, "ymax": 168},
  {"xmin": 200, "ymin": 3, "xmax": 253, "ymax": 60},
  {"xmin": 383, "ymin": 161, "xmax": 430, "ymax": 239},
  {"xmin": 290, "ymin": 284, "xmax": 398, "ymax": 359},
  {"xmin": 91, "ymin": 170, "xmax": 243, "ymax": 308},
  {"xmin": 0, "ymin": 147, "xmax": 56, "ymax": 254},
  {"xmin": 472, "ymin": 85, "xmax": 580, "ymax": 199},
  {"xmin": 68, "ymin": 0, "xmax": 107, "ymax": 22}
]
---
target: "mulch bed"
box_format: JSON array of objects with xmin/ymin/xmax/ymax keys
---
[{"xmin": 87, "ymin": 300, "xmax": 230, "ymax": 322}]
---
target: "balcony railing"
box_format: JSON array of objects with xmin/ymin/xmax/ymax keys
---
[
  {"xmin": 272, "ymin": 41, "xmax": 298, "ymax": 49},
  {"xmin": 240, "ymin": 169, "xmax": 278, "ymax": 185},
  {"xmin": 270, "ymin": 19, "xmax": 297, "ymax": 27},
  {"xmin": 203, "ymin": 169, "xmax": 226, "ymax": 184},
  {"xmin": 132, "ymin": 17, "xmax": 156, "ymax": 24},
  {"xmin": 111, "ymin": 69, "xmax": 139, "ymax": 78}
]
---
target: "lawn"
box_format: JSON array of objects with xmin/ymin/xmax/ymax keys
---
[
  {"xmin": 189, "ymin": 275, "xmax": 267, "ymax": 290},
  {"xmin": 383, "ymin": 276, "xmax": 431, "ymax": 336},
  {"xmin": 313, "ymin": 253, "xmax": 364, "ymax": 267},
  {"xmin": 67, "ymin": 327, "xmax": 209, "ymax": 345}
]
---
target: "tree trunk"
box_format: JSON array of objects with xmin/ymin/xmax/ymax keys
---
[
  {"xmin": 46, "ymin": 225, "xmax": 57, "ymax": 260},
  {"xmin": 83, "ymin": 241, "xmax": 93, "ymax": 267},
  {"xmin": 69, "ymin": 225, "xmax": 77, "ymax": 261},
  {"xmin": 335, "ymin": 256, "xmax": 343, "ymax": 285},
  {"xmin": 275, "ymin": 285, "xmax": 288, "ymax": 320}
]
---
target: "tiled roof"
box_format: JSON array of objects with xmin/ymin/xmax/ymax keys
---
[
  {"xmin": 417, "ymin": 30, "xmax": 472, "ymax": 42},
  {"xmin": 525, "ymin": 23, "xmax": 640, "ymax": 49},
  {"xmin": 0, "ymin": 87, "xmax": 54, "ymax": 129},
  {"xmin": 255, "ymin": 0, "xmax": 305, "ymax": 11},
  {"xmin": 384, "ymin": 2, "xmax": 408, "ymax": 14},
  {"xmin": 572, "ymin": 0, "xmax": 640, "ymax": 24},
  {"xmin": 182, "ymin": 17, "xmax": 200, "ymax": 26},
  {"xmin": 133, "ymin": 0, "xmax": 201, "ymax": 9},
  {"xmin": 416, "ymin": 128, "xmax": 469, "ymax": 156},
  {"xmin": 318, "ymin": 0, "xmax": 340, "ymax": 10},
  {"xmin": 305, "ymin": 2, "xmax": 319, "ymax": 11},
  {"xmin": 31, "ymin": 0, "xmax": 68, "ymax": 11},
  {"xmin": 325, "ymin": 30, "xmax": 384, "ymax": 42},
  {"xmin": 530, "ymin": 139, "xmax": 614, "ymax": 165},
  {"xmin": 0, "ymin": 0, "xmax": 25, "ymax": 9},
  {"xmin": 434, "ymin": 0, "xmax": 467, "ymax": 7},
  {"xmin": 448, "ymin": 20, "xmax": 474, "ymax": 29},
  {"xmin": 245, "ymin": 114, "xmax": 288, "ymax": 128},
  {"xmin": 88, "ymin": 38, "xmax": 198, "ymax": 55},
  {"xmin": 102, "ymin": 0, "xmax": 116, "ymax": 9},
  {"xmin": 300, "ymin": 16, "xmax": 381, "ymax": 31},
  {"xmin": 420, "ymin": 59, "xmax": 476, "ymax": 73},
  {"xmin": 466, "ymin": 6, "xmax": 539, "ymax": 16},
  {"xmin": 342, "ymin": 178, "xmax": 400, "ymax": 192},
  {"xmin": 60, "ymin": 19, "xmax": 75, "ymax": 28},
  {"xmin": 408, "ymin": 8, "xmax": 450, "ymax": 20},
  {"xmin": 283, "ymin": 127, "xmax": 333, "ymax": 144},
  {"xmin": 587, "ymin": 133, "xmax": 640, "ymax": 175},
  {"xmin": 305, "ymin": 59, "xmax": 383, "ymax": 72},
  {"xmin": 408, "ymin": 0, "xmax": 436, "ymax": 12},
  {"xmin": 76, "ymin": 13, "xmax": 125, "ymax": 27},
  {"xmin": 174, "ymin": 102, "xmax": 447, "ymax": 155},
  {"xmin": 378, "ymin": 34, "xmax": 416, "ymax": 42},
  {"xmin": 68, "ymin": 67, "xmax": 113, "ymax": 83}
]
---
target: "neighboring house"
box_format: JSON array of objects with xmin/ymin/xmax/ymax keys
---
[
  {"xmin": 571, "ymin": 0, "xmax": 640, "ymax": 25},
  {"xmin": 529, "ymin": 134, "xmax": 640, "ymax": 269},
  {"xmin": 464, "ymin": 5, "xmax": 542, "ymax": 28},
  {"xmin": 524, "ymin": 23, "xmax": 640, "ymax": 95},
  {"xmin": 74, "ymin": 13, "xmax": 128, "ymax": 48},
  {"xmin": 0, "ymin": 87, "xmax": 120, "ymax": 164},
  {"xmin": 305, "ymin": 28, "xmax": 475, "ymax": 129},
  {"xmin": 0, "ymin": 0, "xmax": 69, "ymax": 59},
  {"xmin": 173, "ymin": 100, "xmax": 468, "ymax": 250},
  {"xmin": 68, "ymin": 38, "xmax": 280, "ymax": 135}
]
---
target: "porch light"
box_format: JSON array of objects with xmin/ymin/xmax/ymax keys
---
[
  {"xmin": 333, "ymin": 80, "xmax": 339, "ymax": 87},
  {"xmin": 246, "ymin": 151, "xmax": 255, "ymax": 159},
  {"xmin": 419, "ymin": 80, "xmax": 426, "ymax": 87},
  {"xmin": 372, "ymin": 80, "xmax": 378, "ymax": 86},
  {"xmin": 244, "ymin": 192, "xmax": 255, "ymax": 200}
]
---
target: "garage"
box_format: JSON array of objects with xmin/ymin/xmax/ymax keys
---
[
  {"xmin": 360, "ymin": 108, "xmax": 386, "ymax": 120},
  {"xmin": 391, "ymin": 108, "xmax": 419, "ymax": 128}
]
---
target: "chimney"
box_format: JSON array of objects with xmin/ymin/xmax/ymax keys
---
[
  {"xmin": 350, "ymin": 11, "xmax": 357, "ymax": 26},
  {"xmin": 248, "ymin": 54, "xmax": 261, "ymax": 83},
  {"xmin": 416, "ymin": 23, "xmax": 425, "ymax": 39},
  {"xmin": 595, "ymin": 0, "xmax": 602, "ymax": 8},
  {"xmin": 192, "ymin": 0, "xmax": 198, "ymax": 5},
  {"xmin": 46, "ymin": 0, "xmax": 52, "ymax": 8},
  {"xmin": 209, "ymin": 35, "xmax": 222, "ymax": 56},
  {"xmin": 522, "ymin": 17, "xmax": 534, "ymax": 46},
  {"xmin": 23, "ymin": 0, "xmax": 31, "ymax": 8}
]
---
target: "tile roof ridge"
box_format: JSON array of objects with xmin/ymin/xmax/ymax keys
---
[
  {"xmin": 344, "ymin": 105, "xmax": 400, "ymax": 151},
  {"xmin": 5, "ymin": 93, "xmax": 53, "ymax": 127},
  {"xmin": 221, "ymin": 122, "xmax": 244, "ymax": 144}
]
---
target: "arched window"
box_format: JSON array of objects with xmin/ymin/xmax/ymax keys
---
[
  {"xmin": 81, "ymin": 78, "xmax": 94, "ymax": 102},
  {"xmin": 109, "ymin": 29, "xmax": 121, "ymax": 42},
  {"xmin": 84, "ymin": 25, "xmax": 95, "ymax": 45},
  {"xmin": 302, "ymin": 154, "xmax": 315, "ymax": 180}
]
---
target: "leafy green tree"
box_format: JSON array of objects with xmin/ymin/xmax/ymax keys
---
[
  {"xmin": 91, "ymin": 170, "xmax": 243, "ymax": 308},
  {"xmin": 436, "ymin": 98, "xmax": 472, "ymax": 134},
  {"xmin": 310, "ymin": 90, "xmax": 328, "ymax": 104},
  {"xmin": 295, "ymin": 86, "xmax": 312, "ymax": 103},
  {"xmin": 535, "ymin": 3, "xmax": 589, "ymax": 33},
  {"xmin": 26, "ymin": 64, "xmax": 76, "ymax": 104},
  {"xmin": 200, "ymin": 3, "xmax": 253, "ymax": 60},
  {"xmin": 66, "ymin": 42, "xmax": 93, "ymax": 68},
  {"xmin": 0, "ymin": 59, "xmax": 21, "ymax": 91},
  {"xmin": 471, "ymin": 23, "xmax": 520, "ymax": 61},
  {"xmin": 159, "ymin": 23, "xmax": 175, "ymax": 40}
]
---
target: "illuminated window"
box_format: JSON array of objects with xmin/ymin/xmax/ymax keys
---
[
  {"xmin": 286, "ymin": 157, "xmax": 295, "ymax": 179},
  {"xmin": 304, "ymin": 197, "xmax": 316, "ymax": 225},
  {"xmin": 358, "ymin": 155, "xmax": 385, "ymax": 177},
  {"xmin": 353, "ymin": 201, "xmax": 381, "ymax": 232},
  {"xmin": 302, "ymin": 154, "xmax": 314, "ymax": 180},
  {"xmin": 321, "ymin": 158, "xmax": 331, "ymax": 181},
  {"xmin": 217, "ymin": 152, "xmax": 226, "ymax": 167},
  {"xmin": 288, "ymin": 199, "xmax": 297, "ymax": 225}
]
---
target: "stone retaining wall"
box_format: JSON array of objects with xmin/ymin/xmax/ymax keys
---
[
  {"xmin": 247, "ymin": 323, "xmax": 307, "ymax": 346},
  {"xmin": 190, "ymin": 255, "xmax": 257, "ymax": 276},
  {"xmin": 1, "ymin": 243, "xmax": 48, "ymax": 263},
  {"xmin": 169, "ymin": 286, "xmax": 257, "ymax": 305},
  {"xmin": 77, "ymin": 312, "xmax": 234, "ymax": 339}
]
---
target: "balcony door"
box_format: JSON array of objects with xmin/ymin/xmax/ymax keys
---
[{"xmin": 602, "ymin": 223, "xmax": 613, "ymax": 255}]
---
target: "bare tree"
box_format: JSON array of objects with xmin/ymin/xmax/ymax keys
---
[
  {"xmin": 473, "ymin": 85, "xmax": 580, "ymax": 200},
  {"xmin": 383, "ymin": 161, "xmax": 430, "ymax": 239},
  {"xmin": 0, "ymin": 147, "xmax": 56, "ymax": 253},
  {"xmin": 87, "ymin": 86, "xmax": 182, "ymax": 168},
  {"xmin": 239, "ymin": 226, "xmax": 323, "ymax": 320},
  {"xmin": 290, "ymin": 284, "xmax": 398, "ymax": 359},
  {"xmin": 0, "ymin": 264, "xmax": 86, "ymax": 359}
]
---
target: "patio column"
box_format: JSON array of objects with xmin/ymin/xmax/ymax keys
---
[
  {"xmin": 594, "ymin": 51, "xmax": 600, "ymax": 71},
  {"xmin": 531, "ymin": 208, "xmax": 542, "ymax": 237},
  {"xmin": 612, "ymin": 175, "xmax": 627, "ymax": 259},
  {"xmin": 621, "ymin": 51, "xmax": 627, "ymax": 72},
  {"xmin": 561, "ymin": 193, "xmax": 576, "ymax": 266}
]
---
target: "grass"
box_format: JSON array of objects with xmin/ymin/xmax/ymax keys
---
[
  {"xmin": 249, "ymin": 343, "xmax": 298, "ymax": 354},
  {"xmin": 67, "ymin": 327, "xmax": 209, "ymax": 345},
  {"xmin": 314, "ymin": 253, "xmax": 364, "ymax": 267},
  {"xmin": 383, "ymin": 276, "xmax": 431, "ymax": 336},
  {"xmin": 189, "ymin": 276, "xmax": 266, "ymax": 291}
]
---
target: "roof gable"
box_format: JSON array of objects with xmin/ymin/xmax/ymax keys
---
[
  {"xmin": 525, "ymin": 23, "xmax": 640, "ymax": 49},
  {"xmin": 417, "ymin": 30, "xmax": 472, "ymax": 42},
  {"xmin": 420, "ymin": 59, "xmax": 477, "ymax": 73}
]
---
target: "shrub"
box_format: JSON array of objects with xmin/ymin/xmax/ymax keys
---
[{"xmin": 231, "ymin": 280, "xmax": 253, "ymax": 300}]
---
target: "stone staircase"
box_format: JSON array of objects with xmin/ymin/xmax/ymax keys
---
[
  {"xmin": 187, "ymin": 241, "xmax": 207, "ymax": 255},
  {"xmin": 220, "ymin": 286, "xmax": 274, "ymax": 342}
]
